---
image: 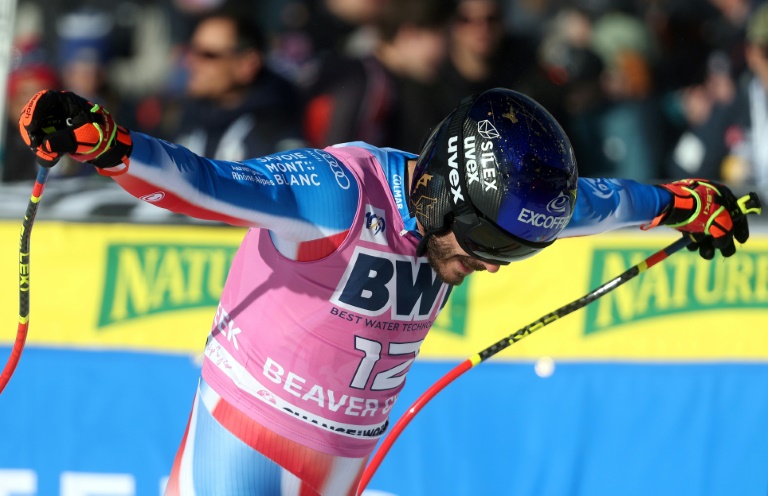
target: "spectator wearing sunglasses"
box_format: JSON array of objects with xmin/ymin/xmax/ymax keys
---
[
  {"xmin": 169, "ymin": 7, "xmax": 304, "ymax": 161},
  {"xmin": 19, "ymin": 83, "xmax": 759, "ymax": 494}
]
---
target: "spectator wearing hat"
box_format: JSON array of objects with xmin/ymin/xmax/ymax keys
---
[
  {"xmin": 168, "ymin": 7, "xmax": 304, "ymax": 161},
  {"xmin": 2, "ymin": 39, "xmax": 59, "ymax": 183},
  {"xmin": 46, "ymin": 8, "xmax": 121, "ymax": 179},
  {"xmin": 56, "ymin": 8, "xmax": 116, "ymax": 105}
]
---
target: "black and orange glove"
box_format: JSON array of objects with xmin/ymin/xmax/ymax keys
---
[
  {"xmin": 19, "ymin": 90, "xmax": 132, "ymax": 174},
  {"xmin": 642, "ymin": 179, "xmax": 762, "ymax": 260}
]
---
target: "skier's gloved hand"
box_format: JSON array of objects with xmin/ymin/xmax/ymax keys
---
[
  {"xmin": 19, "ymin": 89, "xmax": 132, "ymax": 174},
  {"xmin": 642, "ymin": 179, "xmax": 761, "ymax": 260}
]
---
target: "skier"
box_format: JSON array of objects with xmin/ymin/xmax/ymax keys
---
[{"xmin": 18, "ymin": 87, "xmax": 758, "ymax": 495}]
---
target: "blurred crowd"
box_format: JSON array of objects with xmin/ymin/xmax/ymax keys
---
[{"xmin": 2, "ymin": 0, "xmax": 768, "ymax": 202}]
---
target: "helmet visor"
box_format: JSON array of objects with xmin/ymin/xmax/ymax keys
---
[{"xmin": 452, "ymin": 214, "xmax": 549, "ymax": 265}]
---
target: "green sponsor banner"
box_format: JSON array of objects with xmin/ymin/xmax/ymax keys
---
[
  {"xmin": 584, "ymin": 248, "xmax": 768, "ymax": 335},
  {"xmin": 98, "ymin": 243, "xmax": 238, "ymax": 328}
]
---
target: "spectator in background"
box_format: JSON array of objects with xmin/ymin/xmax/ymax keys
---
[
  {"xmin": 156, "ymin": 0, "xmax": 229, "ymax": 99},
  {"xmin": 501, "ymin": 0, "xmax": 560, "ymax": 41},
  {"xmin": 666, "ymin": 1, "xmax": 768, "ymax": 200},
  {"xmin": 663, "ymin": 50, "xmax": 737, "ymax": 181},
  {"xmin": 47, "ymin": 8, "xmax": 121, "ymax": 179},
  {"xmin": 518, "ymin": 7, "xmax": 610, "ymax": 178},
  {"xmin": 2, "ymin": 8, "xmax": 117, "ymax": 182},
  {"xmin": 588, "ymin": 8, "xmax": 666, "ymax": 181},
  {"xmin": 517, "ymin": 5, "xmax": 665, "ymax": 181},
  {"xmin": 55, "ymin": 8, "xmax": 116, "ymax": 105},
  {"xmin": 163, "ymin": 0, "xmax": 228, "ymax": 46},
  {"xmin": 270, "ymin": 0, "xmax": 389, "ymax": 87},
  {"xmin": 706, "ymin": 0, "xmax": 753, "ymax": 77},
  {"xmin": 170, "ymin": 8, "xmax": 304, "ymax": 161},
  {"xmin": 2, "ymin": 39, "xmax": 58, "ymax": 182},
  {"xmin": 647, "ymin": 1, "xmax": 723, "ymax": 93},
  {"xmin": 436, "ymin": 0, "xmax": 538, "ymax": 111},
  {"xmin": 726, "ymin": 0, "xmax": 768, "ymax": 195},
  {"xmin": 302, "ymin": 0, "xmax": 454, "ymax": 153}
]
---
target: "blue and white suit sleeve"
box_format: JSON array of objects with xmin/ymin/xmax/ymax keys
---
[
  {"xmin": 112, "ymin": 133, "xmax": 359, "ymax": 245},
  {"xmin": 562, "ymin": 178, "xmax": 672, "ymax": 237}
]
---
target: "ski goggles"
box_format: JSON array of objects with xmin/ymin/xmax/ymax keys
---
[{"xmin": 452, "ymin": 212, "xmax": 554, "ymax": 265}]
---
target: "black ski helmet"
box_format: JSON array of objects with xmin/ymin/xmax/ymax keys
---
[{"xmin": 410, "ymin": 88, "xmax": 578, "ymax": 264}]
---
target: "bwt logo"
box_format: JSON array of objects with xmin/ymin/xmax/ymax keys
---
[{"xmin": 331, "ymin": 247, "xmax": 447, "ymax": 320}]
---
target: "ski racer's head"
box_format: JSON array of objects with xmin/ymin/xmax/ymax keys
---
[{"xmin": 409, "ymin": 88, "xmax": 578, "ymax": 284}]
